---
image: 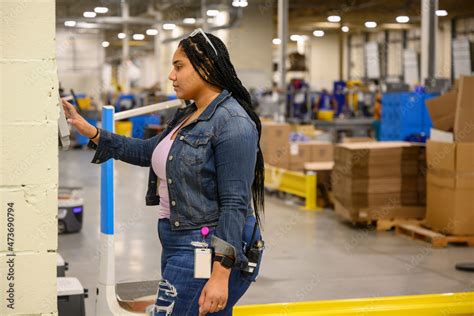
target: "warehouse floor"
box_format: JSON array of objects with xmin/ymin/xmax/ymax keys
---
[{"xmin": 59, "ymin": 150, "xmax": 474, "ymax": 315}]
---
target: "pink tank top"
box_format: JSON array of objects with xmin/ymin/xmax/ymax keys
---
[{"xmin": 151, "ymin": 118, "xmax": 189, "ymax": 219}]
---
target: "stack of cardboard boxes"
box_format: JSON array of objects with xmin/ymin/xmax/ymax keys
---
[
  {"xmin": 332, "ymin": 142, "xmax": 426, "ymax": 221},
  {"xmin": 425, "ymin": 76, "xmax": 474, "ymax": 235},
  {"xmin": 261, "ymin": 122, "xmax": 333, "ymax": 171}
]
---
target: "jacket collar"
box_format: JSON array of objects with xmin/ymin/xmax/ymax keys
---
[
  {"xmin": 173, "ymin": 89, "xmax": 231, "ymax": 127},
  {"xmin": 195, "ymin": 89, "xmax": 232, "ymax": 121}
]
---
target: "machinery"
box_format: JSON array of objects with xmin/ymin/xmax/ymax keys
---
[{"xmin": 58, "ymin": 187, "xmax": 84, "ymax": 234}]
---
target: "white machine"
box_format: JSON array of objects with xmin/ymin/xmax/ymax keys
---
[{"xmin": 95, "ymin": 99, "xmax": 183, "ymax": 315}]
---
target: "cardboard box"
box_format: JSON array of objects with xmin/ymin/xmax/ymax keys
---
[
  {"xmin": 288, "ymin": 141, "xmax": 333, "ymax": 171},
  {"xmin": 262, "ymin": 143, "xmax": 290, "ymax": 169},
  {"xmin": 261, "ymin": 122, "xmax": 291, "ymax": 169},
  {"xmin": 0, "ymin": 252, "xmax": 57, "ymax": 315},
  {"xmin": 425, "ymin": 140, "xmax": 474, "ymax": 235},
  {"xmin": 426, "ymin": 90, "xmax": 457, "ymax": 132},
  {"xmin": 261, "ymin": 122, "xmax": 291, "ymax": 145},
  {"xmin": 342, "ymin": 137, "xmax": 376, "ymax": 143},
  {"xmin": 334, "ymin": 142, "xmax": 420, "ymax": 168},
  {"xmin": 426, "ymin": 140, "xmax": 474, "ymax": 173},
  {"xmin": 426, "ymin": 76, "xmax": 474, "ymax": 142},
  {"xmin": 426, "ymin": 174, "xmax": 474, "ymax": 235},
  {"xmin": 454, "ymin": 76, "xmax": 474, "ymax": 142}
]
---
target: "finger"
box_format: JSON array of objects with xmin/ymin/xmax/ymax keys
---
[
  {"xmin": 200, "ymin": 298, "xmax": 212, "ymax": 316},
  {"xmin": 198, "ymin": 288, "xmax": 206, "ymax": 307},
  {"xmin": 62, "ymin": 99, "xmax": 76, "ymax": 116},
  {"xmin": 209, "ymin": 300, "xmax": 219, "ymax": 314}
]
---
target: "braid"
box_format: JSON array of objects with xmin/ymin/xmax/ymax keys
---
[{"xmin": 180, "ymin": 33, "xmax": 265, "ymax": 229}]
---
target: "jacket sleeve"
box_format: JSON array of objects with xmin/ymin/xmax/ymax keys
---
[
  {"xmin": 211, "ymin": 115, "xmax": 258, "ymax": 268},
  {"xmin": 88, "ymin": 129, "xmax": 161, "ymax": 167}
]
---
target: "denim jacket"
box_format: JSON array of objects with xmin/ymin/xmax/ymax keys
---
[{"xmin": 88, "ymin": 90, "xmax": 258, "ymax": 268}]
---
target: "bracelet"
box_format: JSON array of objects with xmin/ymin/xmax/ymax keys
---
[{"xmin": 89, "ymin": 127, "xmax": 100, "ymax": 140}]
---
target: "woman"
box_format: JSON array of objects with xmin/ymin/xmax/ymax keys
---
[{"xmin": 62, "ymin": 28, "xmax": 264, "ymax": 316}]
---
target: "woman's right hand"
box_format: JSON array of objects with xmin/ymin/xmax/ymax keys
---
[{"xmin": 62, "ymin": 99, "xmax": 98, "ymax": 139}]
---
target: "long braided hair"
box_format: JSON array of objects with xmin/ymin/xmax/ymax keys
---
[{"xmin": 179, "ymin": 31, "xmax": 265, "ymax": 229}]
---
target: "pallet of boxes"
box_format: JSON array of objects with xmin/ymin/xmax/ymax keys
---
[
  {"xmin": 261, "ymin": 122, "xmax": 333, "ymax": 170},
  {"xmin": 396, "ymin": 76, "xmax": 474, "ymax": 247},
  {"xmin": 261, "ymin": 122, "xmax": 333, "ymax": 206},
  {"xmin": 332, "ymin": 141, "xmax": 427, "ymax": 231}
]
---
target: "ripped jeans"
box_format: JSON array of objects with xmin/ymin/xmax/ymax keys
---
[{"xmin": 154, "ymin": 216, "xmax": 261, "ymax": 315}]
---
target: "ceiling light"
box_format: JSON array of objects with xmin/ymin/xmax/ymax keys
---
[
  {"xmin": 436, "ymin": 9, "xmax": 448, "ymax": 17},
  {"xmin": 101, "ymin": 41, "xmax": 110, "ymax": 48},
  {"xmin": 207, "ymin": 9, "xmax": 219, "ymax": 16},
  {"xmin": 396, "ymin": 16, "xmax": 410, "ymax": 23},
  {"xmin": 327, "ymin": 15, "xmax": 341, "ymax": 23},
  {"xmin": 232, "ymin": 0, "xmax": 248, "ymax": 7},
  {"xmin": 94, "ymin": 7, "xmax": 108, "ymax": 14},
  {"xmin": 83, "ymin": 11, "xmax": 96, "ymax": 18},
  {"xmin": 365, "ymin": 21, "xmax": 377, "ymax": 28},
  {"xmin": 183, "ymin": 18, "xmax": 196, "ymax": 24},
  {"xmin": 132, "ymin": 34, "xmax": 145, "ymax": 41},
  {"xmin": 290, "ymin": 34, "xmax": 301, "ymax": 41},
  {"xmin": 163, "ymin": 23, "xmax": 176, "ymax": 30},
  {"xmin": 64, "ymin": 20, "xmax": 76, "ymax": 27},
  {"xmin": 341, "ymin": 26, "xmax": 349, "ymax": 32},
  {"xmin": 118, "ymin": 33, "xmax": 126, "ymax": 39},
  {"xmin": 272, "ymin": 38, "xmax": 281, "ymax": 45},
  {"xmin": 146, "ymin": 29, "xmax": 159, "ymax": 36},
  {"xmin": 313, "ymin": 30, "xmax": 325, "ymax": 37}
]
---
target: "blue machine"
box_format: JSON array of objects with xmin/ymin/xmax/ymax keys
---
[{"xmin": 380, "ymin": 92, "xmax": 438, "ymax": 142}]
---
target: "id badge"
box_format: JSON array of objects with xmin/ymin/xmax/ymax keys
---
[{"xmin": 194, "ymin": 248, "xmax": 212, "ymax": 279}]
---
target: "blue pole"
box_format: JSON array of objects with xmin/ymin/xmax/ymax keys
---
[{"xmin": 100, "ymin": 106, "xmax": 115, "ymax": 235}]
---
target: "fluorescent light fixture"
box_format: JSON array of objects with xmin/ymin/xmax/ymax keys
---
[
  {"xmin": 118, "ymin": 32, "xmax": 126, "ymax": 39},
  {"xmin": 207, "ymin": 9, "xmax": 219, "ymax": 16},
  {"xmin": 163, "ymin": 23, "xmax": 176, "ymax": 30},
  {"xmin": 64, "ymin": 20, "xmax": 76, "ymax": 27},
  {"xmin": 146, "ymin": 28, "xmax": 159, "ymax": 36},
  {"xmin": 272, "ymin": 38, "xmax": 281, "ymax": 45},
  {"xmin": 313, "ymin": 30, "xmax": 325, "ymax": 37},
  {"xmin": 94, "ymin": 7, "xmax": 108, "ymax": 14},
  {"xmin": 365, "ymin": 21, "xmax": 377, "ymax": 28},
  {"xmin": 436, "ymin": 9, "xmax": 448, "ymax": 16},
  {"xmin": 396, "ymin": 16, "xmax": 410, "ymax": 23},
  {"xmin": 101, "ymin": 41, "xmax": 110, "ymax": 48},
  {"xmin": 132, "ymin": 34, "xmax": 145, "ymax": 40},
  {"xmin": 290, "ymin": 34, "xmax": 301, "ymax": 41},
  {"xmin": 183, "ymin": 18, "xmax": 196, "ymax": 24},
  {"xmin": 341, "ymin": 26, "xmax": 349, "ymax": 32},
  {"xmin": 233, "ymin": 0, "xmax": 248, "ymax": 7},
  {"xmin": 83, "ymin": 11, "xmax": 96, "ymax": 18},
  {"xmin": 327, "ymin": 15, "xmax": 341, "ymax": 23}
]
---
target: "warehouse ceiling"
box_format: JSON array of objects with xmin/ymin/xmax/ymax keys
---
[{"xmin": 56, "ymin": 0, "xmax": 474, "ymax": 35}]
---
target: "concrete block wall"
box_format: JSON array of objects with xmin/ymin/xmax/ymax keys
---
[{"xmin": 0, "ymin": 0, "xmax": 58, "ymax": 314}]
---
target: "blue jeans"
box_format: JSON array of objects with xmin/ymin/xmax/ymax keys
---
[{"xmin": 155, "ymin": 216, "xmax": 262, "ymax": 315}]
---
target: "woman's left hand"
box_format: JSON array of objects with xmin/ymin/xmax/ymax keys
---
[{"xmin": 198, "ymin": 263, "xmax": 230, "ymax": 315}]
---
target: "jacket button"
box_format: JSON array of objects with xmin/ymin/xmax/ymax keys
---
[
  {"xmin": 179, "ymin": 136, "xmax": 184, "ymax": 141},
  {"xmin": 171, "ymin": 200, "xmax": 176, "ymax": 206},
  {"xmin": 168, "ymin": 179, "xmax": 173, "ymax": 184},
  {"xmin": 168, "ymin": 155, "xmax": 173, "ymax": 161},
  {"xmin": 174, "ymin": 221, "xmax": 180, "ymax": 227}
]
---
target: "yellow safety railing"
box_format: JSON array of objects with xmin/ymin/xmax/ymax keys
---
[
  {"xmin": 264, "ymin": 164, "xmax": 319, "ymax": 211},
  {"xmin": 233, "ymin": 292, "xmax": 474, "ymax": 315}
]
